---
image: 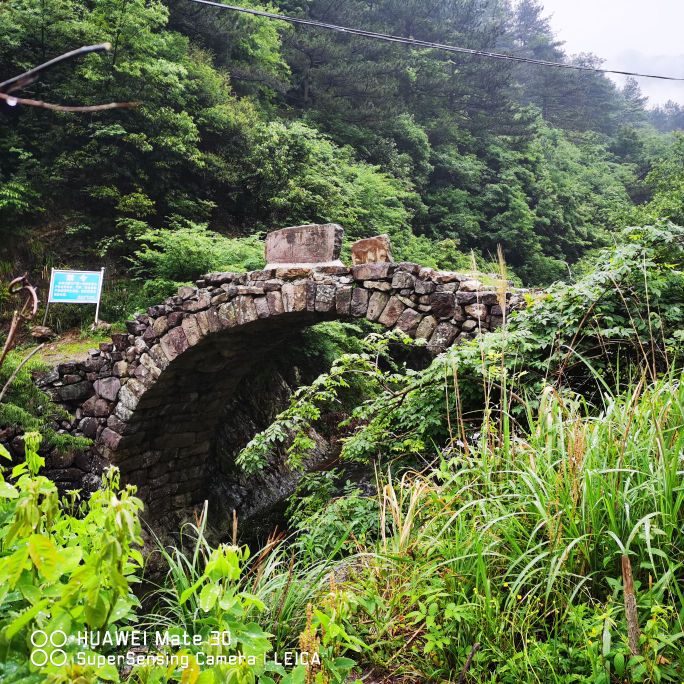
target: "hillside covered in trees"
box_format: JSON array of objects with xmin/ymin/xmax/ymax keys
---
[
  {"xmin": 2, "ymin": 2, "xmax": 684, "ymax": 683},
  {"xmin": 2, "ymin": 0, "xmax": 683, "ymax": 306}
]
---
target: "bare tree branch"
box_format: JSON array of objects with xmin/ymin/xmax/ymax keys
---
[
  {"xmin": 0, "ymin": 43, "xmax": 112, "ymax": 93},
  {"xmin": 0, "ymin": 43, "xmax": 139, "ymax": 111},
  {"xmin": 0, "ymin": 91, "xmax": 139, "ymax": 112}
]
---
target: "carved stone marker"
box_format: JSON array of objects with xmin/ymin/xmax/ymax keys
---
[
  {"xmin": 265, "ymin": 223, "xmax": 344, "ymax": 269},
  {"xmin": 351, "ymin": 234, "xmax": 393, "ymax": 265}
]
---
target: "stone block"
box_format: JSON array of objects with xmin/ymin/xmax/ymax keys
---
[
  {"xmin": 275, "ymin": 267, "xmax": 313, "ymax": 280},
  {"xmin": 335, "ymin": 286, "xmax": 352, "ymax": 315},
  {"xmin": 351, "ymin": 234, "xmax": 393, "ymax": 265},
  {"xmin": 367, "ymin": 291, "xmax": 390, "ymax": 321},
  {"xmin": 352, "ymin": 262, "xmax": 395, "ymax": 281},
  {"xmin": 460, "ymin": 279, "xmax": 483, "ymax": 292},
  {"xmin": 152, "ymin": 315, "xmax": 169, "ymax": 337},
  {"xmin": 414, "ymin": 280, "xmax": 437, "ymax": 295},
  {"xmin": 363, "ymin": 280, "xmax": 392, "ymax": 291},
  {"xmin": 78, "ymin": 417, "xmax": 99, "ymax": 438},
  {"xmin": 427, "ymin": 322, "xmax": 459, "ymax": 353},
  {"xmin": 429, "ymin": 291, "xmax": 456, "ymax": 319},
  {"xmin": 266, "ymin": 291, "xmax": 284, "ymax": 315},
  {"xmin": 306, "ymin": 281, "xmax": 317, "ymax": 311},
  {"xmin": 281, "ymin": 282, "xmax": 308, "ymax": 312},
  {"xmin": 181, "ymin": 315, "xmax": 203, "ymax": 346},
  {"xmin": 455, "ymin": 291, "xmax": 477, "ymax": 305},
  {"xmin": 315, "ymin": 284, "xmax": 337, "ymax": 312},
  {"xmin": 396, "ymin": 262, "xmax": 421, "ymax": 275},
  {"xmin": 56, "ymin": 380, "xmax": 93, "ymax": 403},
  {"xmin": 435, "ymin": 271, "xmax": 461, "ymax": 284},
  {"xmin": 254, "ymin": 297, "xmax": 271, "ymax": 319},
  {"xmin": 378, "ymin": 296, "xmax": 406, "ymax": 327},
  {"xmin": 465, "ymin": 303, "xmax": 487, "ymax": 320},
  {"xmin": 93, "ymin": 377, "xmax": 121, "ymax": 402},
  {"xmin": 395, "ymin": 308, "xmax": 423, "ymax": 336},
  {"xmin": 265, "ymin": 223, "xmax": 344, "ymax": 268},
  {"xmin": 160, "ymin": 326, "xmax": 189, "ymax": 361},
  {"xmin": 391, "ymin": 271, "xmax": 416, "ymax": 290},
  {"xmin": 217, "ymin": 302, "xmax": 237, "ymax": 328},
  {"xmin": 416, "ymin": 315, "xmax": 438, "ymax": 341},
  {"xmin": 350, "ymin": 288, "xmax": 370, "ymax": 317},
  {"xmin": 100, "ymin": 428, "xmax": 122, "ymax": 450}
]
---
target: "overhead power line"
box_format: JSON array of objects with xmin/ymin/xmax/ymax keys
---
[{"xmin": 187, "ymin": 0, "xmax": 684, "ymax": 83}]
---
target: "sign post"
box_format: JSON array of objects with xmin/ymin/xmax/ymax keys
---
[{"xmin": 44, "ymin": 268, "xmax": 105, "ymax": 325}]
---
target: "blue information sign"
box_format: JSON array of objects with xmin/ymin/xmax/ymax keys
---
[{"xmin": 48, "ymin": 269, "xmax": 104, "ymax": 304}]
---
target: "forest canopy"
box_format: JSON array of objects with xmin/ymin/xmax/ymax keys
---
[{"xmin": 0, "ymin": 0, "xmax": 681, "ymax": 298}]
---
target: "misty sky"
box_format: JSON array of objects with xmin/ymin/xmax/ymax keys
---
[{"xmin": 538, "ymin": 0, "xmax": 684, "ymax": 107}]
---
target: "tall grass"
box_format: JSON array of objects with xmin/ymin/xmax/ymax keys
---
[{"xmin": 342, "ymin": 373, "xmax": 684, "ymax": 682}]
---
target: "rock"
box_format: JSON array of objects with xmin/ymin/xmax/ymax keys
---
[
  {"xmin": 350, "ymin": 288, "xmax": 369, "ymax": 317},
  {"xmin": 363, "ymin": 280, "xmax": 392, "ymax": 291},
  {"xmin": 427, "ymin": 322, "xmax": 459, "ymax": 353},
  {"xmin": 464, "ymin": 303, "xmax": 488, "ymax": 320},
  {"xmin": 396, "ymin": 262, "xmax": 421, "ymax": 275},
  {"xmin": 479, "ymin": 292, "xmax": 501, "ymax": 305},
  {"xmin": 93, "ymin": 377, "xmax": 121, "ymax": 402},
  {"xmin": 367, "ymin": 291, "xmax": 390, "ymax": 321},
  {"xmin": 152, "ymin": 315, "xmax": 169, "ymax": 337},
  {"xmin": 183, "ymin": 293, "xmax": 211, "ymax": 312},
  {"xmin": 416, "ymin": 315, "xmax": 438, "ymax": 340},
  {"xmin": 281, "ymin": 282, "xmax": 308, "ymax": 312},
  {"xmin": 352, "ymin": 262, "xmax": 395, "ymax": 281},
  {"xmin": 31, "ymin": 325, "xmax": 55, "ymax": 341},
  {"xmin": 275, "ymin": 267, "xmax": 313, "ymax": 280},
  {"xmin": 315, "ymin": 284, "xmax": 337, "ymax": 312},
  {"xmin": 435, "ymin": 271, "xmax": 462, "ymax": 284},
  {"xmin": 429, "ymin": 292, "xmax": 456, "ymax": 319},
  {"xmin": 254, "ymin": 297, "xmax": 271, "ymax": 319},
  {"xmin": 196, "ymin": 308, "xmax": 221, "ymax": 335},
  {"xmin": 160, "ymin": 327, "xmax": 189, "ymax": 361},
  {"xmin": 351, "ymin": 234, "xmax": 393, "ymax": 265},
  {"xmin": 78, "ymin": 417, "xmax": 99, "ymax": 438},
  {"xmin": 462, "ymin": 319, "xmax": 479, "ymax": 333},
  {"xmin": 177, "ymin": 286, "xmax": 196, "ymax": 300},
  {"xmin": 394, "ymin": 308, "xmax": 423, "ymax": 336},
  {"xmin": 100, "ymin": 428, "xmax": 122, "ymax": 450},
  {"xmin": 56, "ymin": 381, "xmax": 93, "ymax": 403},
  {"xmin": 460, "ymin": 279, "xmax": 483, "ymax": 292},
  {"xmin": 265, "ymin": 224, "xmax": 344, "ymax": 269},
  {"xmin": 126, "ymin": 320, "xmax": 146, "ymax": 335},
  {"xmin": 217, "ymin": 302, "xmax": 237, "ymax": 328},
  {"xmin": 181, "ymin": 315, "xmax": 203, "ymax": 346},
  {"xmin": 377, "ymin": 296, "xmax": 406, "ymax": 327},
  {"xmin": 236, "ymin": 286, "xmax": 265, "ymax": 296},
  {"xmin": 391, "ymin": 271, "xmax": 416, "ymax": 290},
  {"xmin": 266, "ymin": 291, "xmax": 284, "ymax": 315},
  {"xmin": 335, "ymin": 286, "xmax": 352, "ymax": 315},
  {"xmin": 455, "ymin": 291, "xmax": 477, "ymax": 305},
  {"xmin": 82, "ymin": 395, "xmax": 110, "ymax": 417}
]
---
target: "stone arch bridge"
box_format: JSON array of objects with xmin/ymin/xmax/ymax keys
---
[{"xmin": 36, "ymin": 225, "xmax": 522, "ymax": 528}]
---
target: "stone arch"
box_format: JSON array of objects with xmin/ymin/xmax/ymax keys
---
[{"xmin": 39, "ymin": 229, "xmax": 522, "ymax": 524}]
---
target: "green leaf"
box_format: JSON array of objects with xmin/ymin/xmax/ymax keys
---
[
  {"xmin": 28, "ymin": 535, "xmax": 60, "ymax": 583},
  {"xmin": 199, "ymin": 582, "xmax": 221, "ymax": 612}
]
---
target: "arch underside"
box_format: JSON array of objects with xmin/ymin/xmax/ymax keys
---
[{"xmin": 111, "ymin": 312, "xmax": 335, "ymax": 522}]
